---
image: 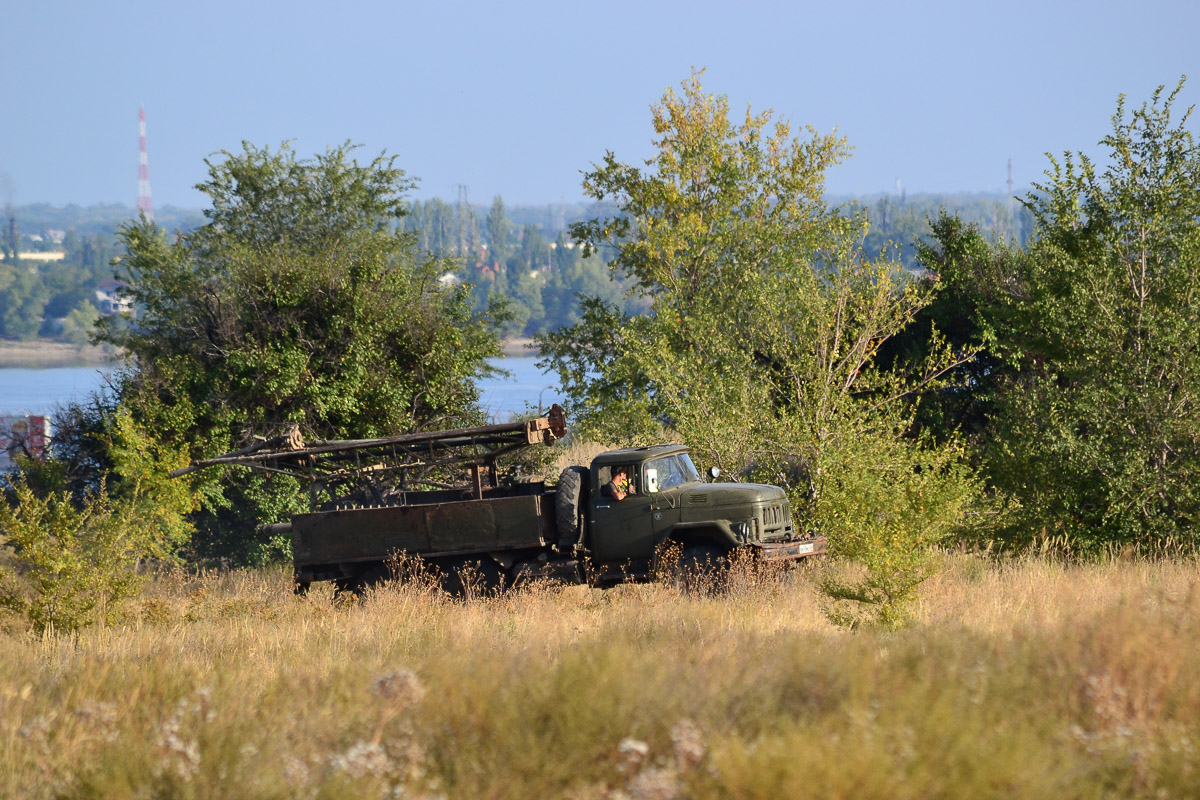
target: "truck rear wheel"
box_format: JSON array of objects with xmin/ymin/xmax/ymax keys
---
[
  {"xmin": 333, "ymin": 561, "xmax": 394, "ymax": 599},
  {"xmin": 434, "ymin": 557, "xmax": 505, "ymax": 598},
  {"xmin": 556, "ymin": 466, "xmax": 588, "ymax": 547}
]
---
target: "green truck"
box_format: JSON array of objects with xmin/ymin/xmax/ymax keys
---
[{"xmin": 175, "ymin": 406, "xmax": 825, "ymax": 593}]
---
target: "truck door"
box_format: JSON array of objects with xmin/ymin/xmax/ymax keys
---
[{"xmin": 589, "ymin": 464, "xmax": 655, "ymax": 563}]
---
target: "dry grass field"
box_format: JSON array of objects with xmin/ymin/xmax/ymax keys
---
[{"xmin": 2, "ymin": 552, "xmax": 1199, "ymax": 799}]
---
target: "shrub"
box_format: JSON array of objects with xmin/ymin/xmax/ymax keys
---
[{"xmin": 0, "ymin": 410, "xmax": 194, "ymax": 632}]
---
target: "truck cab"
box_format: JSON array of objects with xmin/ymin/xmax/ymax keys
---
[{"xmin": 581, "ymin": 445, "xmax": 821, "ymax": 581}]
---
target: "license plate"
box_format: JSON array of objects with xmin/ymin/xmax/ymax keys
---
[{"xmin": 798, "ymin": 542, "xmax": 814, "ymax": 554}]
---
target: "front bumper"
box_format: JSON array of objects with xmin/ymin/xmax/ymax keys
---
[{"xmin": 752, "ymin": 535, "xmax": 827, "ymax": 561}]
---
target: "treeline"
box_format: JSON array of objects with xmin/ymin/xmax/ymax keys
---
[
  {"xmin": 402, "ymin": 192, "xmax": 1033, "ymax": 336},
  {"xmin": 0, "ymin": 230, "xmax": 118, "ymax": 343},
  {"xmin": 0, "ymin": 190, "xmax": 1028, "ymax": 346},
  {"xmin": 400, "ymin": 196, "xmax": 635, "ymax": 334},
  {"xmin": 0, "ymin": 205, "xmax": 203, "ymax": 344}
]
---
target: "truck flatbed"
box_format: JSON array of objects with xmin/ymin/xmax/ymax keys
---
[{"xmin": 292, "ymin": 484, "xmax": 555, "ymax": 582}]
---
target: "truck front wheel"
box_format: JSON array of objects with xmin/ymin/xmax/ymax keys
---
[{"xmin": 672, "ymin": 544, "xmax": 729, "ymax": 594}]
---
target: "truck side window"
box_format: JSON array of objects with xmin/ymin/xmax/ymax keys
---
[{"xmin": 600, "ymin": 465, "xmax": 636, "ymax": 500}]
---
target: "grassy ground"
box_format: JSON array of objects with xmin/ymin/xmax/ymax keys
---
[{"xmin": 2, "ymin": 553, "xmax": 1199, "ymax": 799}]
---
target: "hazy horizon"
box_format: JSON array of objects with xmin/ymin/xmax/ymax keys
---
[
  {"xmin": 3, "ymin": 0, "xmax": 1196, "ymax": 209},
  {"xmin": 5, "ymin": 186, "xmax": 1032, "ymax": 215}
]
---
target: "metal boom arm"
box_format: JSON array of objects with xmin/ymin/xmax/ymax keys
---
[{"xmin": 168, "ymin": 404, "xmax": 567, "ymax": 482}]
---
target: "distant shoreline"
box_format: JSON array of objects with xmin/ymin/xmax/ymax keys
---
[
  {"xmin": 0, "ymin": 338, "xmax": 539, "ymax": 369},
  {"xmin": 0, "ymin": 341, "xmax": 121, "ymax": 369},
  {"xmin": 500, "ymin": 337, "xmax": 538, "ymax": 357}
]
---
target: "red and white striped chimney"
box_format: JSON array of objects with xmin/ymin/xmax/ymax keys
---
[{"xmin": 137, "ymin": 105, "xmax": 154, "ymax": 220}]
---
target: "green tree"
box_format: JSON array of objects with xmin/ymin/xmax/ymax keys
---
[
  {"xmin": 539, "ymin": 235, "xmax": 625, "ymax": 330},
  {"xmin": 518, "ymin": 224, "xmax": 549, "ymax": 271},
  {"xmin": 0, "ymin": 265, "xmax": 45, "ymax": 340},
  {"xmin": 878, "ymin": 212, "xmax": 1021, "ymax": 449},
  {"xmin": 486, "ymin": 196, "xmax": 511, "ymax": 267},
  {"xmin": 539, "ymin": 72, "xmax": 975, "ymax": 626},
  {"xmin": 95, "ymin": 142, "xmax": 504, "ymax": 564},
  {"xmin": 59, "ymin": 302, "xmax": 98, "ymax": 346},
  {"xmin": 509, "ymin": 267, "xmax": 545, "ymax": 336},
  {"xmin": 980, "ymin": 79, "xmax": 1200, "ymax": 547}
]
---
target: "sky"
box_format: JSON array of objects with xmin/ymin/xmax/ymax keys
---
[{"xmin": 3, "ymin": 0, "xmax": 1197, "ymax": 210}]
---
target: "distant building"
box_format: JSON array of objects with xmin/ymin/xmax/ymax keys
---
[
  {"xmin": 0, "ymin": 415, "xmax": 51, "ymax": 470},
  {"xmin": 95, "ymin": 278, "xmax": 134, "ymax": 316},
  {"xmin": 1, "ymin": 251, "xmax": 64, "ymax": 262}
]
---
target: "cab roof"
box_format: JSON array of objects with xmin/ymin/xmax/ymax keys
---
[{"xmin": 590, "ymin": 444, "xmax": 690, "ymax": 468}]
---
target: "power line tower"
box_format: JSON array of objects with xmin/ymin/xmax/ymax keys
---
[{"xmin": 137, "ymin": 106, "xmax": 154, "ymax": 220}]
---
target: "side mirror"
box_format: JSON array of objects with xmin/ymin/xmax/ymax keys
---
[
  {"xmin": 708, "ymin": 466, "xmax": 721, "ymax": 481},
  {"xmin": 645, "ymin": 468, "xmax": 660, "ymax": 493}
]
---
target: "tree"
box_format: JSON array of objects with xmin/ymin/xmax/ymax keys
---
[
  {"xmin": 486, "ymin": 196, "xmax": 511, "ymax": 268},
  {"xmin": 880, "ymin": 212, "xmax": 1022, "ymax": 448},
  {"xmin": 539, "ymin": 234, "xmax": 625, "ymax": 331},
  {"xmin": 518, "ymin": 224, "xmax": 549, "ymax": 272},
  {"xmin": 59, "ymin": 302, "xmax": 98, "ymax": 347},
  {"xmin": 973, "ymin": 79, "xmax": 1200, "ymax": 548},
  {"xmin": 95, "ymin": 142, "xmax": 504, "ymax": 564},
  {"xmin": 0, "ymin": 265, "xmax": 45, "ymax": 340},
  {"xmin": 538, "ymin": 72, "xmax": 975, "ymax": 626},
  {"xmin": 509, "ymin": 267, "xmax": 545, "ymax": 337}
]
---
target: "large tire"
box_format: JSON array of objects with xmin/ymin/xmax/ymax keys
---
[
  {"xmin": 433, "ymin": 556, "xmax": 505, "ymax": 599},
  {"xmin": 672, "ymin": 544, "xmax": 729, "ymax": 594},
  {"xmin": 333, "ymin": 561, "xmax": 394, "ymax": 599},
  {"xmin": 555, "ymin": 466, "xmax": 588, "ymax": 547}
]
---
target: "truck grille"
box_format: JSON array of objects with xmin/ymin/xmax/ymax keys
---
[{"xmin": 760, "ymin": 502, "xmax": 792, "ymax": 540}]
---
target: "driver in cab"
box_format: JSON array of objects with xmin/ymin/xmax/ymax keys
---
[{"xmin": 603, "ymin": 466, "xmax": 635, "ymax": 501}]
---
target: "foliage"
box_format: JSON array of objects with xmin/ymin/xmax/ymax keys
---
[
  {"xmin": 0, "ymin": 229, "xmax": 118, "ymax": 344},
  {"xmin": 916, "ymin": 78, "xmax": 1200, "ymax": 550},
  {"xmin": 0, "ymin": 264, "xmax": 47, "ymax": 340},
  {"xmin": 59, "ymin": 302, "xmax": 99, "ymax": 347},
  {"xmin": 93, "ymin": 142, "xmax": 503, "ymax": 565},
  {"xmin": 485, "ymin": 196, "xmax": 511, "ymax": 268},
  {"xmin": 818, "ymin": 426, "xmax": 975, "ymax": 627},
  {"xmin": 881, "ymin": 212, "xmax": 1023, "ymax": 446},
  {"xmin": 538, "ymin": 72, "xmax": 977, "ymax": 626},
  {"xmin": 0, "ymin": 193, "xmax": 1034, "ymax": 349},
  {"xmin": 0, "ymin": 409, "xmax": 194, "ymax": 632}
]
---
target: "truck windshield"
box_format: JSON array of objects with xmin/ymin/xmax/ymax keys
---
[
  {"xmin": 646, "ymin": 453, "xmax": 701, "ymax": 490},
  {"xmin": 676, "ymin": 453, "xmax": 700, "ymax": 483}
]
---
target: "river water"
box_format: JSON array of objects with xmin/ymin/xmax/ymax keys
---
[{"xmin": 0, "ymin": 356, "xmax": 560, "ymax": 423}]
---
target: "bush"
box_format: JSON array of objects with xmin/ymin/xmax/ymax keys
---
[
  {"xmin": 817, "ymin": 423, "xmax": 976, "ymax": 628},
  {"xmin": 0, "ymin": 410, "xmax": 194, "ymax": 632}
]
